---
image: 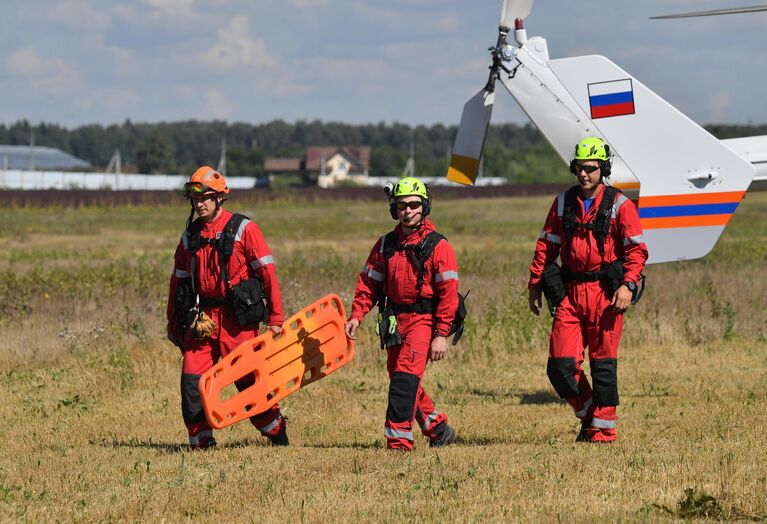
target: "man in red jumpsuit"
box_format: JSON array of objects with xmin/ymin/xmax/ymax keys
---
[
  {"xmin": 167, "ymin": 166, "xmax": 286, "ymax": 449},
  {"xmin": 345, "ymin": 177, "xmax": 458, "ymax": 450},
  {"xmin": 528, "ymin": 137, "xmax": 648, "ymax": 443}
]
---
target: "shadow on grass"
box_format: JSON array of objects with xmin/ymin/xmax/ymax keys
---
[
  {"xmin": 92, "ymin": 436, "xmax": 272, "ymax": 453},
  {"xmin": 518, "ymin": 390, "xmax": 562, "ymax": 405},
  {"xmin": 93, "ymin": 437, "xmax": 187, "ymax": 454},
  {"xmin": 453, "ymin": 435, "xmax": 510, "ymax": 446},
  {"xmin": 453, "ymin": 388, "xmax": 562, "ymax": 405},
  {"xmin": 301, "ymin": 441, "xmax": 384, "ymax": 450}
]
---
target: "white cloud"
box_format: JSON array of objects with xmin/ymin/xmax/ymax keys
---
[
  {"xmin": 436, "ymin": 13, "xmax": 460, "ymax": 32},
  {"xmin": 199, "ymin": 15, "xmax": 275, "ymax": 71},
  {"xmin": 203, "ymin": 88, "xmax": 237, "ymax": 119},
  {"xmin": 141, "ymin": 0, "xmax": 195, "ymax": 17},
  {"xmin": 290, "ymin": 0, "xmax": 330, "ymax": 6},
  {"xmin": 51, "ymin": 0, "xmax": 111, "ymax": 31},
  {"xmin": 7, "ymin": 48, "xmax": 81, "ymax": 92},
  {"xmin": 707, "ymin": 92, "xmax": 734, "ymax": 121}
]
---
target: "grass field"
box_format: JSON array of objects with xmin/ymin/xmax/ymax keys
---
[{"xmin": 0, "ymin": 191, "xmax": 766, "ymax": 522}]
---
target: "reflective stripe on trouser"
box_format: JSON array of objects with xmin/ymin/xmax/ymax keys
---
[
  {"xmin": 548, "ymin": 282, "xmax": 623, "ymax": 428},
  {"xmin": 384, "ymin": 313, "xmax": 448, "ymax": 450},
  {"xmin": 180, "ymin": 306, "xmax": 282, "ymax": 440}
]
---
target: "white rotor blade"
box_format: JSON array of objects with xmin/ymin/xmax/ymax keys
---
[
  {"xmin": 651, "ymin": 5, "xmax": 767, "ymax": 19},
  {"xmin": 447, "ymin": 89, "xmax": 495, "ymax": 186},
  {"xmin": 500, "ymin": 0, "xmax": 533, "ymax": 28}
]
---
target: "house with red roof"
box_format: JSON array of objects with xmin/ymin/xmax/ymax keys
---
[{"xmin": 264, "ymin": 146, "xmax": 370, "ymax": 188}]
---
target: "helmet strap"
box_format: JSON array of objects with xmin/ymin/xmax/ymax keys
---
[{"xmin": 185, "ymin": 202, "xmax": 195, "ymax": 231}]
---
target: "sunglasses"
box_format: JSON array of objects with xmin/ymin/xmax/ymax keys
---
[
  {"xmin": 574, "ymin": 164, "xmax": 600, "ymax": 174},
  {"xmin": 395, "ymin": 201, "xmax": 423, "ymax": 211}
]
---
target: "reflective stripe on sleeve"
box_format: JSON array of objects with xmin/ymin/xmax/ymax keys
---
[
  {"xmin": 234, "ymin": 218, "xmax": 251, "ymax": 242},
  {"xmin": 379, "ymin": 235, "xmax": 387, "ymax": 254},
  {"xmin": 251, "ymin": 255, "xmax": 275, "ymax": 270},
  {"xmin": 540, "ymin": 230, "xmax": 561, "ymax": 245},
  {"xmin": 612, "ymin": 194, "xmax": 629, "ymax": 218},
  {"xmin": 366, "ymin": 267, "xmax": 385, "ymax": 282},
  {"xmin": 591, "ymin": 417, "xmax": 617, "ymax": 429},
  {"xmin": 181, "ymin": 230, "xmax": 190, "ymax": 250},
  {"xmin": 435, "ymin": 270, "xmax": 459, "ymax": 283},
  {"xmin": 384, "ymin": 427, "xmax": 414, "ymax": 441},
  {"xmin": 556, "ymin": 191, "xmax": 566, "ymax": 217},
  {"xmin": 546, "ymin": 233, "xmax": 561, "ymax": 245},
  {"xmin": 623, "ymin": 234, "xmax": 645, "ymax": 246},
  {"xmin": 174, "ymin": 269, "xmax": 191, "ymax": 278}
]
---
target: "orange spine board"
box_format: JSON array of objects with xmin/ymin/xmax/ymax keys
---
[{"xmin": 198, "ymin": 294, "xmax": 355, "ymax": 430}]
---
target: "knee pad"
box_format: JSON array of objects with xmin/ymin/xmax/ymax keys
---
[
  {"xmin": 591, "ymin": 358, "xmax": 619, "ymax": 406},
  {"xmin": 386, "ymin": 372, "xmax": 420, "ymax": 423},
  {"xmin": 546, "ymin": 357, "xmax": 580, "ymax": 398},
  {"xmin": 181, "ymin": 373, "xmax": 206, "ymax": 424}
]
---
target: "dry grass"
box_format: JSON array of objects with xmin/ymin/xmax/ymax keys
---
[{"xmin": 0, "ymin": 193, "xmax": 766, "ymax": 522}]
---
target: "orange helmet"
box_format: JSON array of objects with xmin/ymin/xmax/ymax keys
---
[{"xmin": 183, "ymin": 166, "xmax": 229, "ymax": 197}]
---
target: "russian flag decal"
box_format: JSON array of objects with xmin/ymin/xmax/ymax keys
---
[{"xmin": 588, "ymin": 79, "xmax": 635, "ymax": 119}]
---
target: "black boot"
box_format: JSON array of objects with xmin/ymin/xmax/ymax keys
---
[
  {"xmin": 429, "ymin": 422, "xmax": 456, "ymax": 448},
  {"xmin": 575, "ymin": 421, "xmax": 591, "ymax": 443},
  {"xmin": 267, "ymin": 417, "xmax": 289, "ymax": 447}
]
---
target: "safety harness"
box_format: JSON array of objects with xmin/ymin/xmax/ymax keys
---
[
  {"xmin": 378, "ymin": 231, "xmax": 468, "ymax": 346},
  {"xmin": 173, "ymin": 213, "xmax": 268, "ymax": 334},
  {"xmin": 540, "ymin": 185, "xmax": 645, "ymax": 315},
  {"xmin": 562, "ymin": 184, "xmax": 619, "ymax": 263},
  {"xmin": 186, "ymin": 213, "xmax": 247, "ymax": 305},
  {"xmin": 382, "ymin": 231, "xmax": 446, "ymax": 314}
]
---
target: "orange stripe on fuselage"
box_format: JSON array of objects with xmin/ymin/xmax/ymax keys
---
[
  {"xmin": 612, "ymin": 181, "xmax": 640, "ymax": 190},
  {"xmin": 640, "ymin": 214, "xmax": 732, "ymax": 229},
  {"xmin": 639, "ymin": 191, "xmax": 744, "ymax": 207}
]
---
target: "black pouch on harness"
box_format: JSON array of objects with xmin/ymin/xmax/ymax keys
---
[
  {"xmin": 601, "ymin": 259, "xmax": 625, "ymax": 297},
  {"xmin": 173, "ymin": 278, "xmax": 197, "ymax": 330},
  {"xmin": 228, "ymin": 278, "xmax": 268, "ymax": 327},
  {"xmin": 541, "ymin": 263, "xmax": 566, "ymax": 316},
  {"xmin": 448, "ymin": 290, "xmax": 469, "ymax": 345}
]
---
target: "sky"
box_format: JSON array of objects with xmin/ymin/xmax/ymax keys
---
[{"xmin": 1, "ymin": 0, "xmax": 766, "ymax": 128}]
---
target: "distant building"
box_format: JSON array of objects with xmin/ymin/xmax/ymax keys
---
[
  {"xmin": 264, "ymin": 146, "xmax": 370, "ymax": 188},
  {"xmin": 0, "ymin": 145, "xmax": 90, "ymax": 171}
]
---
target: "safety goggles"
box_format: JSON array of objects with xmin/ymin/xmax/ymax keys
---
[
  {"xmin": 574, "ymin": 164, "xmax": 600, "ymax": 174},
  {"xmin": 395, "ymin": 201, "xmax": 423, "ymax": 211},
  {"xmin": 183, "ymin": 182, "xmax": 214, "ymax": 198}
]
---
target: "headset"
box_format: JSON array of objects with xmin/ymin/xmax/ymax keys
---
[
  {"xmin": 386, "ymin": 181, "xmax": 432, "ymax": 220},
  {"xmin": 569, "ymin": 142, "xmax": 612, "ymax": 179}
]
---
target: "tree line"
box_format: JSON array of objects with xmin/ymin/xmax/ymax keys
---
[{"xmin": 1, "ymin": 119, "xmax": 765, "ymax": 184}]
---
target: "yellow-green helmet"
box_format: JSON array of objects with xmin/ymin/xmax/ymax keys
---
[
  {"xmin": 573, "ymin": 137, "xmax": 610, "ymax": 161},
  {"xmin": 389, "ymin": 177, "xmax": 431, "ymax": 219},
  {"xmin": 391, "ymin": 177, "xmax": 429, "ymax": 200}
]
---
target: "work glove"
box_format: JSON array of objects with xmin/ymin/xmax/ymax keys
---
[{"xmin": 190, "ymin": 310, "xmax": 217, "ymax": 339}]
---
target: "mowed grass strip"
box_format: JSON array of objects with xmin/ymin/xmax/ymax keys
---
[{"xmin": 0, "ymin": 194, "xmax": 766, "ymax": 522}]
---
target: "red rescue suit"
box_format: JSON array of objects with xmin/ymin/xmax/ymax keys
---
[
  {"xmin": 167, "ymin": 209, "xmax": 285, "ymax": 446},
  {"xmin": 351, "ymin": 219, "xmax": 459, "ymax": 450},
  {"xmin": 529, "ymin": 185, "xmax": 648, "ymax": 441}
]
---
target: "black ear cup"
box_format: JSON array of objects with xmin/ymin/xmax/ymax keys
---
[
  {"xmin": 569, "ymin": 159, "xmax": 578, "ymax": 175},
  {"xmin": 422, "ymin": 184, "xmax": 432, "ymax": 217},
  {"xmin": 600, "ymin": 160, "xmax": 612, "ymax": 178},
  {"xmin": 601, "ymin": 144, "xmax": 612, "ymax": 178},
  {"xmin": 389, "ymin": 203, "xmax": 398, "ymax": 220}
]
